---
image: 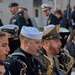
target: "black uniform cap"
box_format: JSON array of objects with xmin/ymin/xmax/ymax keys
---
[
  {"xmin": 0, "ymin": 24, "xmax": 19, "ymax": 34},
  {"xmin": 9, "ymin": 2, "xmax": 18, "ymax": 7}
]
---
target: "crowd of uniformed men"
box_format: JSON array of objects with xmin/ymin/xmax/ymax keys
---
[{"xmin": 0, "ymin": 2, "xmax": 75, "ymax": 75}]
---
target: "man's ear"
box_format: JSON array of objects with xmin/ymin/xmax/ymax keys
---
[
  {"xmin": 44, "ymin": 40, "xmax": 49, "ymax": 47},
  {"xmin": 24, "ymin": 39, "xmax": 28, "ymax": 46}
]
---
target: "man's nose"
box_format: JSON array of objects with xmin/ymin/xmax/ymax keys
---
[{"xmin": 7, "ymin": 46, "xmax": 10, "ymax": 52}]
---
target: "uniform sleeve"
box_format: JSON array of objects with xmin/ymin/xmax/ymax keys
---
[
  {"xmin": 0, "ymin": 19, "xmax": 3, "ymax": 26},
  {"xmin": 4, "ymin": 59, "xmax": 21, "ymax": 75},
  {"xmin": 15, "ymin": 16, "xmax": 24, "ymax": 34}
]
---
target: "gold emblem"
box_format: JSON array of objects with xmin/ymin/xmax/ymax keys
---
[
  {"xmin": 56, "ymin": 25, "xmax": 60, "ymax": 34},
  {"xmin": 3, "ymin": 29, "xmax": 6, "ymax": 32},
  {"xmin": 47, "ymin": 19, "xmax": 50, "ymax": 24},
  {"xmin": 50, "ymin": 36, "xmax": 52, "ymax": 39}
]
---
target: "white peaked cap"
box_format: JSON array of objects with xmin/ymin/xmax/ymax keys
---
[
  {"xmin": 41, "ymin": 4, "xmax": 52, "ymax": 8},
  {"xmin": 44, "ymin": 24, "xmax": 55, "ymax": 31},
  {"xmin": 0, "ymin": 24, "xmax": 19, "ymax": 30},
  {"xmin": 41, "ymin": 4, "xmax": 52, "ymax": 11},
  {"xmin": 20, "ymin": 26, "xmax": 43, "ymax": 40},
  {"xmin": 59, "ymin": 27, "xmax": 70, "ymax": 32}
]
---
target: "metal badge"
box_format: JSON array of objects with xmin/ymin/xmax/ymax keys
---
[{"xmin": 47, "ymin": 19, "xmax": 50, "ymax": 25}]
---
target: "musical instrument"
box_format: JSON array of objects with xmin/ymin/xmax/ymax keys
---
[
  {"xmin": 37, "ymin": 50, "xmax": 54, "ymax": 75},
  {"xmin": 19, "ymin": 60, "xmax": 27, "ymax": 75},
  {"xmin": 60, "ymin": 49, "xmax": 74, "ymax": 75},
  {"xmin": 7, "ymin": 55, "xmax": 27, "ymax": 75}
]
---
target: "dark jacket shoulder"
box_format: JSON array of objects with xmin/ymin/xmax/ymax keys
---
[{"xmin": 47, "ymin": 13, "xmax": 59, "ymax": 25}]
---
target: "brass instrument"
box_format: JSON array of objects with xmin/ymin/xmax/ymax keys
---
[
  {"xmin": 65, "ymin": 52, "xmax": 74, "ymax": 75},
  {"xmin": 20, "ymin": 60, "xmax": 27, "ymax": 75},
  {"xmin": 38, "ymin": 50, "xmax": 54, "ymax": 75},
  {"xmin": 60, "ymin": 49, "xmax": 74, "ymax": 75},
  {"xmin": 7, "ymin": 55, "xmax": 27, "ymax": 75}
]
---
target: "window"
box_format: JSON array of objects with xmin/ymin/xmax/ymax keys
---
[
  {"xmin": 33, "ymin": 0, "xmax": 42, "ymax": 7},
  {"xmin": 35, "ymin": 9, "xmax": 38, "ymax": 17},
  {"xmin": 0, "ymin": 0, "xmax": 3, "ymax": 2}
]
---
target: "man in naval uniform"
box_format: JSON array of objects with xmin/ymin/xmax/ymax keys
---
[
  {"xmin": 9, "ymin": 2, "xmax": 21, "ymax": 24},
  {"xmin": 4, "ymin": 26, "xmax": 43, "ymax": 75},
  {"xmin": 41, "ymin": 4, "xmax": 59, "ymax": 25},
  {"xmin": 0, "ymin": 24, "xmax": 20, "ymax": 54}
]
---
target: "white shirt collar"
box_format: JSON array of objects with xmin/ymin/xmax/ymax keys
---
[
  {"xmin": 72, "ymin": 40, "xmax": 75, "ymax": 44},
  {"xmin": 47, "ymin": 12, "xmax": 52, "ymax": 18}
]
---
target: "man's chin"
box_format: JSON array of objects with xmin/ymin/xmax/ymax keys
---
[
  {"xmin": 57, "ymin": 50, "xmax": 60, "ymax": 54},
  {"xmin": 54, "ymin": 50, "xmax": 60, "ymax": 55}
]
